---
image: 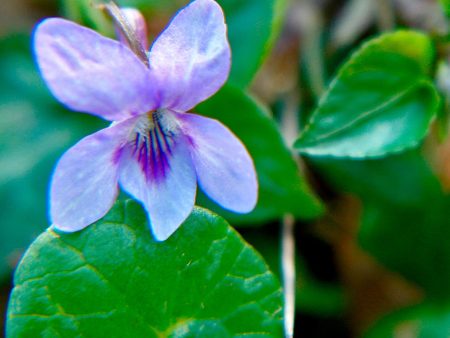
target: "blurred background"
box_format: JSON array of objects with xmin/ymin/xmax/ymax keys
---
[{"xmin": 1, "ymin": 0, "xmax": 450, "ymax": 337}]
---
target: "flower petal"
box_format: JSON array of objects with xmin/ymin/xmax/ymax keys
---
[
  {"xmin": 179, "ymin": 113, "xmax": 258, "ymax": 213},
  {"xmin": 119, "ymin": 128, "xmax": 197, "ymax": 241},
  {"xmin": 117, "ymin": 8, "xmax": 149, "ymax": 50},
  {"xmin": 51, "ymin": 118, "xmax": 136, "ymax": 232},
  {"xmin": 149, "ymin": 0, "xmax": 231, "ymax": 111},
  {"xmin": 34, "ymin": 18, "xmax": 155, "ymax": 121}
]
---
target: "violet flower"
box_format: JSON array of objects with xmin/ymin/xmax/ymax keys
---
[{"xmin": 34, "ymin": 0, "xmax": 257, "ymax": 241}]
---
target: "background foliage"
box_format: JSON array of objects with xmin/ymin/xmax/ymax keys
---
[{"xmin": 2, "ymin": 0, "xmax": 450, "ymax": 337}]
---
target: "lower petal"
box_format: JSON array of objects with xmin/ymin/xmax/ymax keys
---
[
  {"xmin": 51, "ymin": 119, "xmax": 135, "ymax": 231},
  {"xmin": 119, "ymin": 132, "xmax": 197, "ymax": 241},
  {"xmin": 179, "ymin": 113, "xmax": 258, "ymax": 213}
]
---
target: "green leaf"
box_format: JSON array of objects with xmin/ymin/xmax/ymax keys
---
[
  {"xmin": 218, "ymin": 0, "xmax": 288, "ymax": 87},
  {"xmin": 196, "ymin": 84, "xmax": 324, "ymax": 225},
  {"xmin": 364, "ymin": 303, "xmax": 450, "ymax": 338},
  {"xmin": 312, "ymin": 150, "xmax": 450, "ymax": 298},
  {"xmin": 59, "ymin": 0, "xmax": 113, "ymax": 35},
  {"xmin": 311, "ymin": 150, "xmax": 442, "ymax": 206},
  {"xmin": 0, "ymin": 35, "xmax": 105, "ymax": 280},
  {"xmin": 359, "ymin": 198, "xmax": 450, "ymax": 299},
  {"xmin": 295, "ymin": 31, "xmax": 440, "ymax": 158},
  {"xmin": 439, "ymin": 0, "xmax": 450, "ymax": 18},
  {"xmin": 7, "ymin": 200, "xmax": 283, "ymax": 337}
]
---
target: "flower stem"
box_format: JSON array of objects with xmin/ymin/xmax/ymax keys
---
[
  {"xmin": 278, "ymin": 84, "xmax": 300, "ymax": 338},
  {"xmin": 100, "ymin": 1, "xmax": 149, "ymax": 67},
  {"xmin": 282, "ymin": 214, "xmax": 295, "ymax": 338}
]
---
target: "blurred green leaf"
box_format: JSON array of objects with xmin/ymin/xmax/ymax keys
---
[
  {"xmin": 439, "ymin": 0, "xmax": 450, "ymax": 18},
  {"xmin": 295, "ymin": 31, "xmax": 440, "ymax": 158},
  {"xmin": 364, "ymin": 303, "xmax": 450, "ymax": 338},
  {"xmin": 59, "ymin": 0, "xmax": 113, "ymax": 35},
  {"xmin": 7, "ymin": 200, "xmax": 283, "ymax": 337},
  {"xmin": 218, "ymin": 0, "xmax": 288, "ymax": 87},
  {"xmin": 313, "ymin": 150, "xmax": 450, "ymax": 298},
  {"xmin": 312, "ymin": 150, "xmax": 442, "ymax": 207},
  {"xmin": 359, "ymin": 198, "xmax": 450, "ymax": 299},
  {"xmin": 61, "ymin": 0, "xmax": 287, "ymax": 88},
  {"xmin": 196, "ymin": 84, "xmax": 324, "ymax": 225},
  {"xmin": 0, "ymin": 35, "xmax": 105, "ymax": 280}
]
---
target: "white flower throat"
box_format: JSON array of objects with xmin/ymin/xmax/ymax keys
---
[{"xmin": 131, "ymin": 110, "xmax": 180, "ymax": 180}]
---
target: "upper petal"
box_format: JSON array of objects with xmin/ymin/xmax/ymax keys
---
[
  {"xmin": 51, "ymin": 118, "xmax": 136, "ymax": 232},
  {"xmin": 34, "ymin": 18, "xmax": 155, "ymax": 121},
  {"xmin": 119, "ymin": 119, "xmax": 197, "ymax": 241},
  {"xmin": 149, "ymin": 0, "xmax": 231, "ymax": 111},
  {"xmin": 179, "ymin": 113, "xmax": 258, "ymax": 213}
]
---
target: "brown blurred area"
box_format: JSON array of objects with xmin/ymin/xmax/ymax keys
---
[{"xmin": 0, "ymin": 0, "xmax": 58, "ymax": 36}]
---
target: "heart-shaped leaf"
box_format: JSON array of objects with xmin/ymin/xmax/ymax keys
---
[
  {"xmin": 7, "ymin": 200, "xmax": 283, "ymax": 337},
  {"xmin": 295, "ymin": 31, "xmax": 440, "ymax": 158},
  {"xmin": 196, "ymin": 84, "xmax": 324, "ymax": 225}
]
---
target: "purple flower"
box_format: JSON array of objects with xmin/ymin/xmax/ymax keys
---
[{"xmin": 34, "ymin": 0, "xmax": 257, "ymax": 241}]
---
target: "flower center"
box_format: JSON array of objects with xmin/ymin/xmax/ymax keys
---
[{"xmin": 130, "ymin": 110, "xmax": 179, "ymax": 181}]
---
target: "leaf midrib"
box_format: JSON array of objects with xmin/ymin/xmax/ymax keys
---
[{"xmin": 298, "ymin": 79, "xmax": 429, "ymax": 146}]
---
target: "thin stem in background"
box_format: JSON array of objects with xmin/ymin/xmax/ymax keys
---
[
  {"xmin": 280, "ymin": 90, "xmax": 300, "ymax": 337},
  {"xmin": 282, "ymin": 214, "xmax": 296, "ymax": 338}
]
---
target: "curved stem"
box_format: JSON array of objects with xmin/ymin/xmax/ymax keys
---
[{"xmin": 100, "ymin": 1, "xmax": 149, "ymax": 67}]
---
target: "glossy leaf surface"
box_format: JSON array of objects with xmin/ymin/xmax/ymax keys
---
[
  {"xmin": 295, "ymin": 31, "xmax": 439, "ymax": 158},
  {"xmin": 7, "ymin": 200, "xmax": 283, "ymax": 337}
]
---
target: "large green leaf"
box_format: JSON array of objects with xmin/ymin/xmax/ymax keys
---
[
  {"xmin": 295, "ymin": 31, "xmax": 440, "ymax": 158},
  {"xmin": 196, "ymin": 84, "xmax": 324, "ymax": 225},
  {"xmin": 364, "ymin": 303, "xmax": 450, "ymax": 338},
  {"xmin": 7, "ymin": 200, "xmax": 283, "ymax": 337},
  {"xmin": 0, "ymin": 35, "xmax": 104, "ymax": 280}
]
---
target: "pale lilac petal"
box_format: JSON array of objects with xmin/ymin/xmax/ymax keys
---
[
  {"xmin": 119, "ymin": 124, "xmax": 197, "ymax": 241},
  {"xmin": 117, "ymin": 8, "xmax": 149, "ymax": 50},
  {"xmin": 34, "ymin": 18, "xmax": 155, "ymax": 121},
  {"xmin": 51, "ymin": 118, "xmax": 136, "ymax": 232},
  {"xmin": 179, "ymin": 113, "xmax": 258, "ymax": 213},
  {"xmin": 149, "ymin": 0, "xmax": 231, "ymax": 111}
]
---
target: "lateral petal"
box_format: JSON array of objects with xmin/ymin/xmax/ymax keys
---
[
  {"xmin": 179, "ymin": 113, "xmax": 258, "ymax": 213},
  {"xmin": 34, "ymin": 18, "xmax": 155, "ymax": 121},
  {"xmin": 50, "ymin": 118, "xmax": 136, "ymax": 231},
  {"xmin": 149, "ymin": 0, "xmax": 231, "ymax": 112}
]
